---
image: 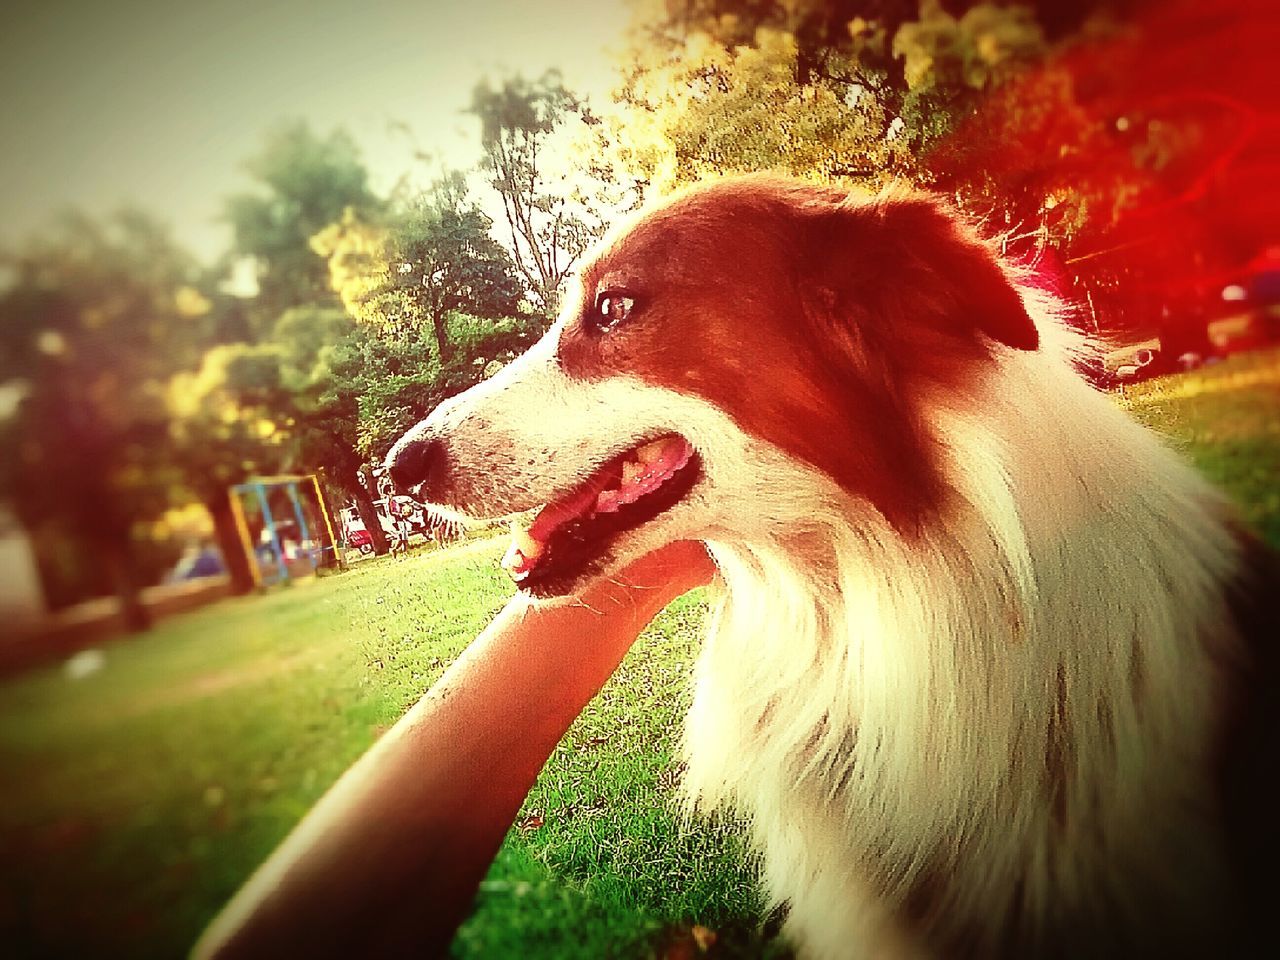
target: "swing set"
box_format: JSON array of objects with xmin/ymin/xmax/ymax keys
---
[{"xmin": 227, "ymin": 474, "xmax": 345, "ymax": 588}]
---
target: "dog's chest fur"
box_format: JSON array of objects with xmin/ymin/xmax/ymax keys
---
[{"xmin": 679, "ymin": 348, "xmax": 1253, "ymax": 959}]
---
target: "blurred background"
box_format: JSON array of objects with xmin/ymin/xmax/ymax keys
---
[{"xmin": 1, "ymin": 1, "xmax": 1277, "ymax": 957}]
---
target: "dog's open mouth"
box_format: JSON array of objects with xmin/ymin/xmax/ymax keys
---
[{"xmin": 501, "ymin": 435, "xmax": 700, "ymax": 594}]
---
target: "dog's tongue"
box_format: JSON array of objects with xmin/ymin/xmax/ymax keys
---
[{"xmin": 500, "ymin": 437, "xmax": 692, "ymax": 584}]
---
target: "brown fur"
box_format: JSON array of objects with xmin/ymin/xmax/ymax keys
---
[{"xmin": 558, "ymin": 178, "xmax": 1035, "ymax": 532}]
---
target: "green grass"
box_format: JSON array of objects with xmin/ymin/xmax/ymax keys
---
[
  {"xmin": 1, "ymin": 350, "xmax": 1277, "ymax": 959},
  {"xmin": 0, "ymin": 539, "xmax": 763, "ymax": 959},
  {"xmin": 1118, "ymin": 349, "xmax": 1280, "ymax": 545},
  {"xmin": 0, "ymin": 541, "xmax": 514, "ymax": 958}
]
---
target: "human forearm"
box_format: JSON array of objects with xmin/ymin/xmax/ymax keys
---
[{"xmin": 193, "ymin": 541, "xmax": 714, "ymax": 958}]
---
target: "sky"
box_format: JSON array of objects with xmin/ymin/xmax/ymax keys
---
[{"xmin": 0, "ymin": 0, "xmax": 632, "ymax": 263}]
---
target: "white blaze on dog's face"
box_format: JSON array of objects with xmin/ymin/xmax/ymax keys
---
[{"xmin": 387, "ymin": 177, "xmax": 1038, "ymax": 597}]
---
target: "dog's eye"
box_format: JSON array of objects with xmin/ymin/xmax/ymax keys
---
[{"xmin": 593, "ymin": 292, "xmax": 635, "ymax": 332}]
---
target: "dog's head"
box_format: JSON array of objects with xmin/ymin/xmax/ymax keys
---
[{"xmin": 386, "ymin": 176, "xmax": 1038, "ymax": 597}]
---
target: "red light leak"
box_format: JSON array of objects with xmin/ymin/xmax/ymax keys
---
[{"xmin": 929, "ymin": 0, "xmax": 1280, "ymax": 338}]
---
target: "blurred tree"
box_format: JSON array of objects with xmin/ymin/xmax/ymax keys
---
[
  {"xmin": 311, "ymin": 171, "xmax": 527, "ymax": 361},
  {"xmin": 168, "ymin": 308, "xmax": 397, "ymax": 559},
  {"xmin": 614, "ymin": 0, "xmax": 906, "ymax": 192},
  {"xmin": 469, "ymin": 73, "xmax": 605, "ymax": 313},
  {"xmin": 892, "ymin": 1, "xmax": 1046, "ymax": 158},
  {"xmin": 0, "ymin": 212, "xmax": 209, "ymax": 626},
  {"xmin": 607, "ymin": 25, "xmax": 905, "ymax": 193},
  {"xmin": 225, "ymin": 121, "xmax": 382, "ymax": 322},
  {"xmin": 167, "ymin": 341, "xmax": 292, "ymax": 587},
  {"xmin": 181, "ymin": 163, "xmax": 541, "ymax": 563}
]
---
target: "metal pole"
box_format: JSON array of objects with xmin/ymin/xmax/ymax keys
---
[
  {"xmin": 285, "ymin": 481, "xmax": 315, "ymax": 573},
  {"xmin": 253, "ymin": 483, "xmax": 288, "ymax": 585},
  {"xmin": 312, "ymin": 471, "xmax": 345, "ymax": 570},
  {"xmin": 228, "ymin": 485, "xmax": 263, "ymax": 590}
]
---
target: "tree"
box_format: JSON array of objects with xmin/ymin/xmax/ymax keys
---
[
  {"xmin": 281, "ymin": 304, "xmax": 542, "ymax": 466},
  {"xmin": 272, "ymin": 307, "xmax": 396, "ymax": 556},
  {"xmin": 469, "ymin": 73, "xmax": 605, "ymax": 314},
  {"xmin": 311, "ymin": 172, "xmax": 527, "ymax": 361},
  {"xmin": 612, "ymin": 0, "xmax": 1277, "ymax": 339},
  {"xmin": 606, "ymin": 26, "xmax": 906, "ymax": 194},
  {"xmin": 167, "ymin": 341, "xmax": 291, "ymax": 589},
  {"xmin": 168, "ymin": 308, "xmax": 396, "ymax": 560},
  {"xmin": 225, "ymin": 121, "xmax": 382, "ymax": 322},
  {"xmin": 388, "ymin": 173, "xmax": 528, "ymax": 359},
  {"xmin": 608, "ymin": 1, "xmax": 1049, "ymax": 194},
  {"xmin": 0, "ymin": 211, "xmax": 208, "ymax": 626},
  {"xmin": 915, "ymin": 0, "xmax": 1280, "ymax": 338},
  {"xmin": 266, "ymin": 305, "xmax": 541, "ymax": 554}
]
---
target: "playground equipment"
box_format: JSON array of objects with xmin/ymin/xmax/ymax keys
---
[{"xmin": 228, "ymin": 474, "xmax": 344, "ymax": 588}]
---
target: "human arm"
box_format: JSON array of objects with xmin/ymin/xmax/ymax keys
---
[{"xmin": 192, "ymin": 540, "xmax": 715, "ymax": 958}]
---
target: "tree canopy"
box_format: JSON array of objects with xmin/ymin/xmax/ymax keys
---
[
  {"xmin": 311, "ymin": 171, "xmax": 527, "ymax": 361},
  {"xmin": 226, "ymin": 121, "xmax": 383, "ymax": 321},
  {"xmin": 0, "ymin": 212, "xmax": 208, "ymax": 621},
  {"xmin": 3, "ymin": 0, "xmax": 1274, "ymax": 619},
  {"xmin": 607, "ymin": 0, "xmax": 1278, "ymax": 334},
  {"xmin": 469, "ymin": 73, "xmax": 607, "ymax": 313}
]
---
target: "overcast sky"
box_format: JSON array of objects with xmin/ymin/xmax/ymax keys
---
[{"xmin": 0, "ymin": 0, "xmax": 630, "ymax": 262}]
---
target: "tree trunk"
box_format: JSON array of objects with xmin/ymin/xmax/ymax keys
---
[
  {"xmin": 98, "ymin": 536, "xmax": 153, "ymax": 632},
  {"xmin": 430, "ymin": 309, "xmax": 450, "ymax": 365},
  {"xmin": 207, "ymin": 495, "xmax": 255, "ymax": 594},
  {"xmin": 343, "ymin": 469, "xmax": 390, "ymax": 556}
]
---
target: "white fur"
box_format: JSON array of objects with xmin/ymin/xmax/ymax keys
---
[
  {"xmin": 400, "ymin": 294, "xmax": 1246, "ymax": 957},
  {"xmin": 683, "ymin": 320, "xmax": 1242, "ymax": 957}
]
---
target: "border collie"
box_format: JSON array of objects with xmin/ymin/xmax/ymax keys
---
[{"xmin": 386, "ymin": 177, "xmax": 1274, "ymax": 958}]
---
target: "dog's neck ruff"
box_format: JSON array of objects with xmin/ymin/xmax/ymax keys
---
[{"xmin": 682, "ymin": 342, "xmax": 1242, "ymax": 957}]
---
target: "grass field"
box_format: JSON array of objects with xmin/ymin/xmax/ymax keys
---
[{"xmin": 1, "ymin": 349, "xmax": 1277, "ymax": 959}]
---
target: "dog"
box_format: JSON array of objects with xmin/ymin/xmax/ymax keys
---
[{"xmin": 385, "ymin": 176, "xmax": 1275, "ymax": 958}]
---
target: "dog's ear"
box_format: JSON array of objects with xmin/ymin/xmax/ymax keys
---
[{"xmin": 801, "ymin": 194, "xmax": 1040, "ymax": 353}]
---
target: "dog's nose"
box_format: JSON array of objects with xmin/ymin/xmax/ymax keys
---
[{"xmin": 386, "ymin": 438, "xmax": 440, "ymax": 496}]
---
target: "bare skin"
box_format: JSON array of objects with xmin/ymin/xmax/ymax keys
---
[{"xmin": 193, "ymin": 540, "xmax": 715, "ymax": 959}]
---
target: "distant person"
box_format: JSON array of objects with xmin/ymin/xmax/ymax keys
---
[{"xmin": 388, "ymin": 495, "xmax": 414, "ymax": 552}]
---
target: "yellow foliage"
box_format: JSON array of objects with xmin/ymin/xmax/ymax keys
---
[
  {"xmin": 607, "ymin": 25, "xmax": 906, "ymax": 194},
  {"xmin": 168, "ymin": 352, "xmax": 227, "ymax": 420},
  {"xmin": 904, "ymin": 51, "xmax": 935, "ymax": 88},
  {"xmin": 174, "ymin": 285, "xmax": 212, "ymax": 318},
  {"xmin": 167, "ymin": 345, "xmax": 256, "ymax": 429},
  {"xmin": 894, "ymin": 1, "xmax": 1045, "ymax": 91},
  {"xmin": 146, "ymin": 502, "xmax": 214, "ymax": 543},
  {"xmin": 309, "ymin": 207, "xmax": 391, "ymax": 324}
]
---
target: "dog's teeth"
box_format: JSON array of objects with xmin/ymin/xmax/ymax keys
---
[
  {"xmin": 500, "ymin": 541, "xmax": 525, "ymax": 572},
  {"xmin": 621, "ymin": 459, "xmax": 643, "ymax": 486},
  {"xmin": 636, "ymin": 440, "xmax": 666, "ymax": 465},
  {"xmin": 512, "ymin": 524, "xmax": 543, "ymax": 558},
  {"xmin": 502, "ymin": 522, "xmax": 544, "ymax": 575}
]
